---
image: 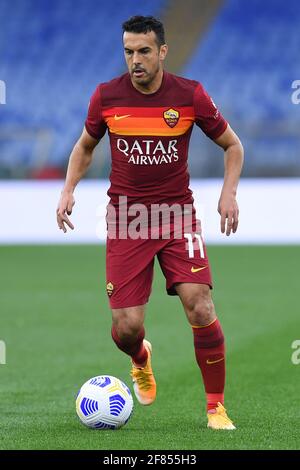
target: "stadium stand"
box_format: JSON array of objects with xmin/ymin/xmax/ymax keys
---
[
  {"xmin": 162, "ymin": 0, "xmax": 222, "ymax": 74},
  {"xmin": 0, "ymin": 0, "xmax": 299, "ymax": 177},
  {"xmin": 0, "ymin": 0, "xmax": 166, "ymax": 178},
  {"xmin": 183, "ymin": 0, "xmax": 300, "ymax": 176}
]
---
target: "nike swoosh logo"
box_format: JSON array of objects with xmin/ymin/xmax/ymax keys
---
[
  {"xmin": 114, "ymin": 114, "xmax": 131, "ymax": 121},
  {"xmin": 191, "ymin": 266, "xmax": 207, "ymax": 273},
  {"xmin": 206, "ymin": 357, "xmax": 224, "ymax": 365}
]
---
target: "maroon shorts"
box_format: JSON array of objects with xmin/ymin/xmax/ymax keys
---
[{"xmin": 106, "ymin": 224, "xmax": 213, "ymax": 309}]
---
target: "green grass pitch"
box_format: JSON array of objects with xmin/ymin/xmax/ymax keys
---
[{"xmin": 0, "ymin": 245, "xmax": 299, "ymax": 450}]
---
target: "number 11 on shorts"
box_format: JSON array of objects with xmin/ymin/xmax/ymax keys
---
[{"xmin": 184, "ymin": 233, "xmax": 205, "ymax": 258}]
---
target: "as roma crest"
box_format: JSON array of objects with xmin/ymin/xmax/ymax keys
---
[
  {"xmin": 106, "ymin": 282, "xmax": 114, "ymax": 297},
  {"xmin": 163, "ymin": 108, "xmax": 180, "ymax": 128}
]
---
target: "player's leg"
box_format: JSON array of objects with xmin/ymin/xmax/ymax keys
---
[
  {"xmin": 111, "ymin": 306, "xmax": 156, "ymax": 405},
  {"xmin": 171, "ymin": 278, "xmax": 227, "ymax": 415},
  {"xmin": 175, "ymin": 282, "xmax": 235, "ymax": 429},
  {"xmin": 158, "ymin": 230, "xmax": 235, "ymax": 429},
  {"xmin": 106, "ymin": 237, "xmax": 157, "ymax": 405},
  {"xmin": 111, "ymin": 305, "xmax": 147, "ymax": 366},
  {"xmin": 176, "ymin": 281, "xmax": 222, "ymax": 400},
  {"xmin": 175, "ymin": 283, "xmax": 222, "ymax": 404}
]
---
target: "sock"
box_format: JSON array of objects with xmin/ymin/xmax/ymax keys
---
[
  {"xmin": 111, "ymin": 325, "xmax": 148, "ymax": 366},
  {"xmin": 192, "ymin": 318, "xmax": 225, "ymax": 411}
]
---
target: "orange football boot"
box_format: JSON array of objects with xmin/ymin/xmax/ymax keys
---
[
  {"xmin": 130, "ymin": 340, "xmax": 156, "ymax": 405},
  {"xmin": 207, "ymin": 402, "xmax": 236, "ymax": 430}
]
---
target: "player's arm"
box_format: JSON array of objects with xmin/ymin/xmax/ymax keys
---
[
  {"xmin": 193, "ymin": 83, "xmax": 244, "ymax": 236},
  {"xmin": 56, "ymin": 128, "xmax": 99, "ymax": 233},
  {"xmin": 57, "ymin": 85, "xmax": 106, "ymax": 232},
  {"xmin": 214, "ymin": 125, "xmax": 244, "ymax": 236}
]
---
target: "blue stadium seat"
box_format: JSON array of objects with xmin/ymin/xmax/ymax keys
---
[
  {"xmin": 1, "ymin": 0, "xmax": 299, "ymax": 176},
  {"xmin": 0, "ymin": 0, "xmax": 166, "ymax": 175},
  {"xmin": 183, "ymin": 0, "xmax": 300, "ymax": 176}
]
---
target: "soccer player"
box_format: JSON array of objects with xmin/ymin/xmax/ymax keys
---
[{"xmin": 57, "ymin": 16, "xmax": 244, "ymax": 430}]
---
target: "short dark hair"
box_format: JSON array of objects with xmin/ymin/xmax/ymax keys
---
[{"xmin": 122, "ymin": 15, "xmax": 165, "ymax": 47}]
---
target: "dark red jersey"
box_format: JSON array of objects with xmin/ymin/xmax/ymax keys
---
[{"xmin": 85, "ymin": 71, "xmax": 227, "ymax": 207}]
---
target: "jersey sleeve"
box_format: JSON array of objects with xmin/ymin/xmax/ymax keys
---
[
  {"xmin": 193, "ymin": 83, "xmax": 227, "ymax": 140},
  {"xmin": 85, "ymin": 85, "xmax": 107, "ymax": 140}
]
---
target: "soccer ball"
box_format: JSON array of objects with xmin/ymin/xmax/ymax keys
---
[{"xmin": 76, "ymin": 375, "xmax": 133, "ymax": 430}]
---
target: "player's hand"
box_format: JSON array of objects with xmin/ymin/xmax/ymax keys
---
[
  {"xmin": 56, "ymin": 191, "xmax": 75, "ymax": 233},
  {"xmin": 218, "ymin": 193, "xmax": 239, "ymax": 236}
]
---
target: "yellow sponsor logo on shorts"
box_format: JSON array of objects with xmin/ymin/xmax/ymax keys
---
[{"xmin": 191, "ymin": 266, "xmax": 207, "ymax": 273}]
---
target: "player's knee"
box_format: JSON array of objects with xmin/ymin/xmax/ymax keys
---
[
  {"xmin": 113, "ymin": 318, "xmax": 143, "ymax": 341},
  {"xmin": 184, "ymin": 290, "xmax": 216, "ymax": 326}
]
